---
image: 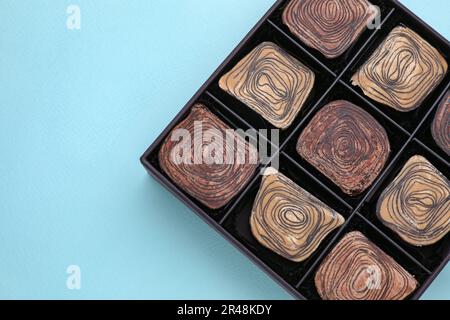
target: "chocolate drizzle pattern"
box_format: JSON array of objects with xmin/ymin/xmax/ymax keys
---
[
  {"xmin": 315, "ymin": 231, "xmax": 418, "ymax": 300},
  {"xmin": 352, "ymin": 26, "xmax": 448, "ymax": 112},
  {"xmin": 377, "ymin": 155, "xmax": 450, "ymax": 246},
  {"xmin": 219, "ymin": 42, "xmax": 315, "ymax": 129},
  {"xmin": 250, "ymin": 168, "xmax": 345, "ymax": 262},
  {"xmin": 282, "ymin": 0, "xmax": 378, "ymax": 59},
  {"xmin": 297, "ymin": 100, "xmax": 390, "ymax": 196},
  {"xmin": 159, "ymin": 104, "xmax": 258, "ymax": 209},
  {"xmin": 432, "ymin": 91, "xmax": 450, "ymax": 156}
]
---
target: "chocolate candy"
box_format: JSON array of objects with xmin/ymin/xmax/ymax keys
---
[
  {"xmin": 282, "ymin": 0, "xmax": 378, "ymax": 59},
  {"xmin": 377, "ymin": 155, "xmax": 450, "ymax": 246},
  {"xmin": 219, "ymin": 42, "xmax": 315, "ymax": 129},
  {"xmin": 250, "ymin": 168, "xmax": 345, "ymax": 262},
  {"xmin": 315, "ymin": 231, "xmax": 418, "ymax": 300},
  {"xmin": 297, "ymin": 100, "xmax": 390, "ymax": 195},
  {"xmin": 159, "ymin": 104, "xmax": 258, "ymax": 209},
  {"xmin": 432, "ymin": 91, "xmax": 450, "ymax": 156},
  {"xmin": 352, "ymin": 26, "xmax": 448, "ymax": 112}
]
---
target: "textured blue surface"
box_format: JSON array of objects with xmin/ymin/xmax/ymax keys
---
[{"xmin": 0, "ymin": 0, "xmax": 448, "ymax": 299}]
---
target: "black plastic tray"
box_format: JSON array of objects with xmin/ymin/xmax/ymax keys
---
[{"xmin": 141, "ymin": 0, "xmax": 450, "ymax": 300}]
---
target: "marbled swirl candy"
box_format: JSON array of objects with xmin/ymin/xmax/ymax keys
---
[
  {"xmin": 219, "ymin": 42, "xmax": 315, "ymax": 129},
  {"xmin": 315, "ymin": 231, "xmax": 418, "ymax": 300},
  {"xmin": 159, "ymin": 104, "xmax": 258, "ymax": 209},
  {"xmin": 250, "ymin": 168, "xmax": 345, "ymax": 262},
  {"xmin": 377, "ymin": 155, "xmax": 450, "ymax": 246},
  {"xmin": 432, "ymin": 91, "xmax": 450, "ymax": 156},
  {"xmin": 283, "ymin": 0, "xmax": 378, "ymax": 59},
  {"xmin": 297, "ymin": 100, "xmax": 390, "ymax": 195},
  {"xmin": 352, "ymin": 26, "xmax": 448, "ymax": 112}
]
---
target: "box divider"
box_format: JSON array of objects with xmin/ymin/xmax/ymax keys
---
[
  {"xmin": 282, "ymin": 152, "xmax": 353, "ymax": 211},
  {"xmin": 411, "ymin": 80, "xmax": 450, "ymax": 139},
  {"xmin": 354, "ymin": 213, "xmax": 433, "ymax": 274},
  {"xmin": 352, "ymin": 137, "xmax": 412, "ymax": 213},
  {"xmin": 413, "ymin": 138, "xmax": 450, "ymax": 168},
  {"xmin": 336, "ymin": 8, "xmax": 397, "ymax": 79},
  {"xmin": 266, "ymin": 20, "xmax": 336, "ymax": 77},
  {"xmin": 278, "ymin": 79, "xmax": 341, "ymax": 153},
  {"xmin": 295, "ymin": 212, "xmax": 358, "ymax": 288},
  {"xmin": 339, "ymin": 80, "xmax": 411, "ymax": 136}
]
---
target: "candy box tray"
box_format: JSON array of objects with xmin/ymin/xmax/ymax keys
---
[{"xmin": 140, "ymin": 0, "xmax": 450, "ymax": 300}]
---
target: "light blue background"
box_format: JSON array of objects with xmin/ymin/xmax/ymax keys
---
[{"xmin": 0, "ymin": 0, "xmax": 448, "ymax": 299}]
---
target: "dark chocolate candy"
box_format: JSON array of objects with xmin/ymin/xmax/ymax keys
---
[
  {"xmin": 159, "ymin": 104, "xmax": 258, "ymax": 209},
  {"xmin": 432, "ymin": 91, "xmax": 450, "ymax": 156},
  {"xmin": 219, "ymin": 42, "xmax": 315, "ymax": 129},
  {"xmin": 297, "ymin": 100, "xmax": 390, "ymax": 195},
  {"xmin": 250, "ymin": 168, "xmax": 345, "ymax": 262},
  {"xmin": 377, "ymin": 155, "xmax": 450, "ymax": 247},
  {"xmin": 352, "ymin": 26, "xmax": 448, "ymax": 111},
  {"xmin": 282, "ymin": 0, "xmax": 378, "ymax": 59},
  {"xmin": 315, "ymin": 231, "xmax": 418, "ymax": 300}
]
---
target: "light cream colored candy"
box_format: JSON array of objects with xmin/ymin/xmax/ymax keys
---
[
  {"xmin": 250, "ymin": 168, "xmax": 345, "ymax": 262},
  {"xmin": 352, "ymin": 26, "xmax": 448, "ymax": 111},
  {"xmin": 219, "ymin": 42, "xmax": 315, "ymax": 129},
  {"xmin": 377, "ymin": 155, "xmax": 450, "ymax": 246}
]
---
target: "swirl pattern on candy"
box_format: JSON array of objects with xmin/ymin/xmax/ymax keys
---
[
  {"xmin": 432, "ymin": 91, "xmax": 450, "ymax": 156},
  {"xmin": 219, "ymin": 42, "xmax": 315, "ymax": 129},
  {"xmin": 315, "ymin": 231, "xmax": 418, "ymax": 300},
  {"xmin": 352, "ymin": 26, "xmax": 448, "ymax": 112},
  {"xmin": 282, "ymin": 0, "xmax": 378, "ymax": 59},
  {"xmin": 159, "ymin": 104, "xmax": 258, "ymax": 209},
  {"xmin": 297, "ymin": 100, "xmax": 390, "ymax": 195},
  {"xmin": 250, "ymin": 168, "xmax": 345, "ymax": 262},
  {"xmin": 377, "ymin": 155, "xmax": 450, "ymax": 246}
]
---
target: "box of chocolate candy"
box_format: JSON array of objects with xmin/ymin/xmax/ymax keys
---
[{"xmin": 141, "ymin": 0, "xmax": 449, "ymax": 300}]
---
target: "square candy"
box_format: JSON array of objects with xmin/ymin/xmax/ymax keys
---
[
  {"xmin": 282, "ymin": 0, "xmax": 378, "ymax": 59},
  {"xmin": 315, "ymin": 231, "xmax": 418, "ymax": 300},
  {"xmin": 297, "ymin": 100, "xmax": 390, "ymax": 195},
  {"xmin": 377, "ymin": 155, "xmax": 450, "ymax": 246},
  {"xmin": 219, "ymin": 42, "xmax": 315, "ymax": 129},
  {"xmin": 159, "ymin": 104, "xmax": 258, "ymax": 209},
  {"xmin": 352, "ymin": 26, "xmax": 448, "ymax": 111}
]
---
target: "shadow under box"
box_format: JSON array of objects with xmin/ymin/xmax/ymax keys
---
[
  {"xmin": 207, "ymin": 21, "xmax": 336, "ymax": 145},
  {"xmin": 141, "ymin": 93, "xmax": 264, "ymax": 222},
  {"xmin": 342, "ymin": 9, "xmax": 450, "ymax": 133},
  {"xmin": 221, "ymin": 153, "xmax": 352, "ymax": 286},
  {"xmin": 282, "ymin": 80, "xmax": 410, "ymax": 208},
  {"xmin": 267, "ymin": 0, "xmax": 395, "ymax": 74},
  {"xmin": 297, "ymin": 213, "xmax": 431, "ymax": 300},
  {"xmin": 361, "ymin": 139, "xmax": 450, "ymax": 272},
  {"xmin": 415, "ymin": 86, "xmax": 450, "ymax": 163}
]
